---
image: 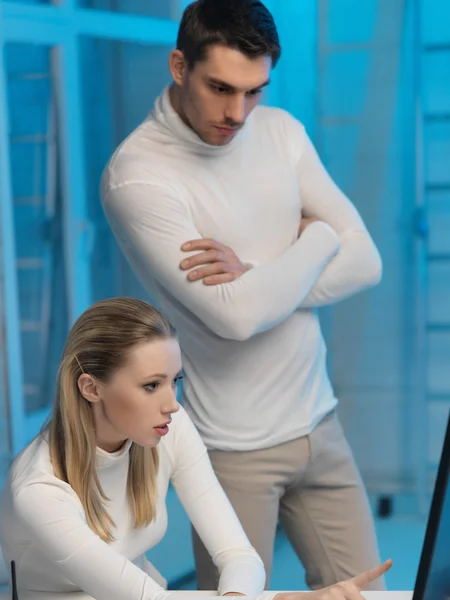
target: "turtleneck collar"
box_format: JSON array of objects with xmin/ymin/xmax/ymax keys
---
[
  {"xmin": 150, "ymin": 85, "xmax": 247, "ymax": 157},
  {"xmin": 95, "ymin": 439, "xmax": 133, "ymax": 468}
]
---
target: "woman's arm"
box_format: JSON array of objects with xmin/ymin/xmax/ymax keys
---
[
  {"xmin": 12, "ymin": 481, "xmax": 278, "ymax": 600},
  {"xmin": 12, "ymin": 483, "xmax": 168, "ymax": 600},
  {"xmin": 168, "ymin": 408, "xmax": 266, "ymax": 596},
  {"xmin": 10, "ymin": 455, "xmax": 388, "ymax": 600}
]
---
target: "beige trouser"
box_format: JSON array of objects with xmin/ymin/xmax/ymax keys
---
[{"xmin": 192, "ymin": 410, "xmax": 384, "ymax": 591}]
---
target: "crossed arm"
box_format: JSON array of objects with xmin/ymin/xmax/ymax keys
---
[
  {"xmin": 103, "ymin": 128, "xmax": 380, "ymax": 342},
  {"xmin": 178, "ymin": 130, "xmax": 381, "ymax": 309},
  {"xmin": 294, "ymin": 131, "xmax": 382, "ymax": 307},
  {"xmin": 103, "ymin": 178, "xmax": 340, "ymax": 342}
]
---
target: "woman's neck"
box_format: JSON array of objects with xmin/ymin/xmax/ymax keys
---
[{"xmin": 97, "ymin": 439, "xmax": 128, "ymax": 454}]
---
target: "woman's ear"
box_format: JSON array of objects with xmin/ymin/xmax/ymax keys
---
[{"xmin": 77, "ymin": 374, "xmax": 101, "ymax": 404}]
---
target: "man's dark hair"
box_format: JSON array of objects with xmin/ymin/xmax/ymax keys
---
[{"xmin": 177, "ymin": 0, "xmax": 281, "ymax": 69}]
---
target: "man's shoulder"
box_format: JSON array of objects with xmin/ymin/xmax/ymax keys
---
[
  {"xmin": 252, "ymin": 104, "xmax": 303, "ymax": 127},
  {"xmin": 102, "ymin": 120, "xmax": 177, "ymax": 194},
  {"xmin": 250, "ymin": 105, "xmax": 306, "ymax": 145}
]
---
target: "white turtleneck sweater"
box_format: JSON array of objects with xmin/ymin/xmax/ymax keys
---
[
  {"xmin": 0, "ymin": 407, "xmax": 273, "ymax": 600},
  {"xmin": 101, "ymin": 87, "xmax": 382, "ymax": 452}
]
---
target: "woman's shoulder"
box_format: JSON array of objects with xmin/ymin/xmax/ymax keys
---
[
  {"xmin": 10, "ymin": 435, "xmax": 51, "ymax": 480},
  {"xmin": 8, "ymin": 434, "xmax": 73, "ymax": 500}
]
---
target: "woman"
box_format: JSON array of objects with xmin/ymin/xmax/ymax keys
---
[{"xmin": 0, "ymin": 298, "xmax": 390, "ymax": 600}]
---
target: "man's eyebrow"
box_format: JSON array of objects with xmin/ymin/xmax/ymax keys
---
[{"xmin": 207, "ymin": 77, "xmax": 271, "ymax": 91}]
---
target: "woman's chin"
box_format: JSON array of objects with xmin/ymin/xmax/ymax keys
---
[{"xmin": 132, "ymin": 435, "xmax": 160, "ymax": 448}]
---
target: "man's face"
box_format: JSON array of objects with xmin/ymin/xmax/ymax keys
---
[{"xmin": 172, "ymin": 45, "xmax": 272, "ymax": 146}]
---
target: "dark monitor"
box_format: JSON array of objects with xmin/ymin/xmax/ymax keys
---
[{"xmin": 413, "ymin": 411, "xmax": 450, "ymax": 600}]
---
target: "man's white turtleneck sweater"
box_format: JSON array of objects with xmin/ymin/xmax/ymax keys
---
[{"xmin": 101, "ymin": 87, "xmax": 382, "ymax": 452}]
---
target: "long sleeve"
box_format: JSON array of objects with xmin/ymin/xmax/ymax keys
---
[
  {"xmin": 12, "ymin": 483, "xmax": 168, "ymax": 600},
  {"xmin": 103, "ymin": 180, "xmax": 340, "ymax": 342},
  {"xmin": 168, "ymin": 408, "xmax": 266, "ymax": 596},
  {"xmin": 290, "ymin": 120, "xmax": 382, "ymax": 308},
  {"xmin": 12, "ymin": 481, "xmax": 277, "ymax": 600}
]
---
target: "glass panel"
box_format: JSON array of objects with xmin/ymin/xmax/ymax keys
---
[
  {"xmin": 429, "ymin": 332, "xmax": 450, "ymax": 396},
  {"xmin": 79, "ymin": 0, "xmax": 179, "ymax": 20},
  {"xmin": 429, "ymin": 262, "xmax": 450, "ymax": 325},
  {"xmin": 1, "ymin": 0, "xmax": 50, "ymax": 4},
  {"xmin": 4, "ymin": 42, "xmax": 68, "ymax": 415},
  {"xmin": 428, "ymin": 190, "xmax": 450, "ymax": 256},
  {"xmin": 423, "ymin": 51, "xmax": 450, "ymax": 115},
  {"xmin": 421, "ymin": 0, "xmax": 450, "ymax": 47},
  {"xmin": 80, "ymin": 36, "xmax": 171, "ymax": 303},
  {"xmin": 425, "ymin": 122, "xmax": 450, "ymax": 186}
]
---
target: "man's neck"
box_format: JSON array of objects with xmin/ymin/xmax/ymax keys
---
[{"xmin": 168, "ymin": 84, "xmax": 193, "ymax": 132}]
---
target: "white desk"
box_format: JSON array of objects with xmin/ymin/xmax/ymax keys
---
[{"xmin": 0, "ymin": 591, "xmax": 413, "ymax": 600}]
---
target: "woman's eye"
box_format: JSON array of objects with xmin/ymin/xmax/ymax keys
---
[
  {"xmin": 145, "ymin": 376, "xmax": 183, "ymax": 392},
  {"xmin": 144, "ymin": 382, "xmax": 160, "ymax": 393}
]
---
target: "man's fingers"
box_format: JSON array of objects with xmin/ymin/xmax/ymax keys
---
[
  {"xmin": 180, "ymin": 249, "xmax": 226, "ymax": 270},
  {"xmin": 203, "ymin": 273, "xmax": 237, "ymax": 285},
  {"xmin": 352, "ymin": 559, "xmax": 393, "ymax": 590},
  {"xmin": 181, "ymin": 239, "xmax": 225, "ymax": 252},
  {"xmin": 180, "ymin": 239, "xmax": 245, "ymax": 284},
  {"xmin": 186, "ymin": 263, "xmax": 232, "ymax": 281}
]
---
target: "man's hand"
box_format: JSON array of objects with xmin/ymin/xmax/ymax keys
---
[
  {"xmin": 275, "ymin": 560, "xmax": 392, "ymax": 600},
  {"xmin": 180, "ymin": 239, "xmax": 248, "ymax": 285},
  {"xmin": 298, "ymin": 215, "xmax": 320, "ymax": 237}
]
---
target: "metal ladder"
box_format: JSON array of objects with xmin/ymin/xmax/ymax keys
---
[{"xmin": 6, "ymin": 45, "xmax": 58, "ymax": 413}]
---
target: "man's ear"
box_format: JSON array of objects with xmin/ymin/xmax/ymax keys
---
[{"xmin": 169, "ymin": 49, "xmax": 188, "ymax": 85}]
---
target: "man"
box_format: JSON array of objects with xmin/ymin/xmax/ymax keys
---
[{"xmin": 101, "ymin": 0, "xmax": 384, "ymax": 592}]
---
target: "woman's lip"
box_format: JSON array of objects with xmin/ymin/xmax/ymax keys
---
[{"xmin": 154, "ymin": 424, "xmax": 169, "ymax": 436}]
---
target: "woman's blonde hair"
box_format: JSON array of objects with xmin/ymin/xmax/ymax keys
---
[{"xmin": 44, "ymin": 297, "xmax": 176, "ymax": 542}]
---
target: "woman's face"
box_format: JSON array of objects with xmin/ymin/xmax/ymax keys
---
[{"xmin": 80, "ymin": 338, "xmax": 182, "ymax": 452}]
